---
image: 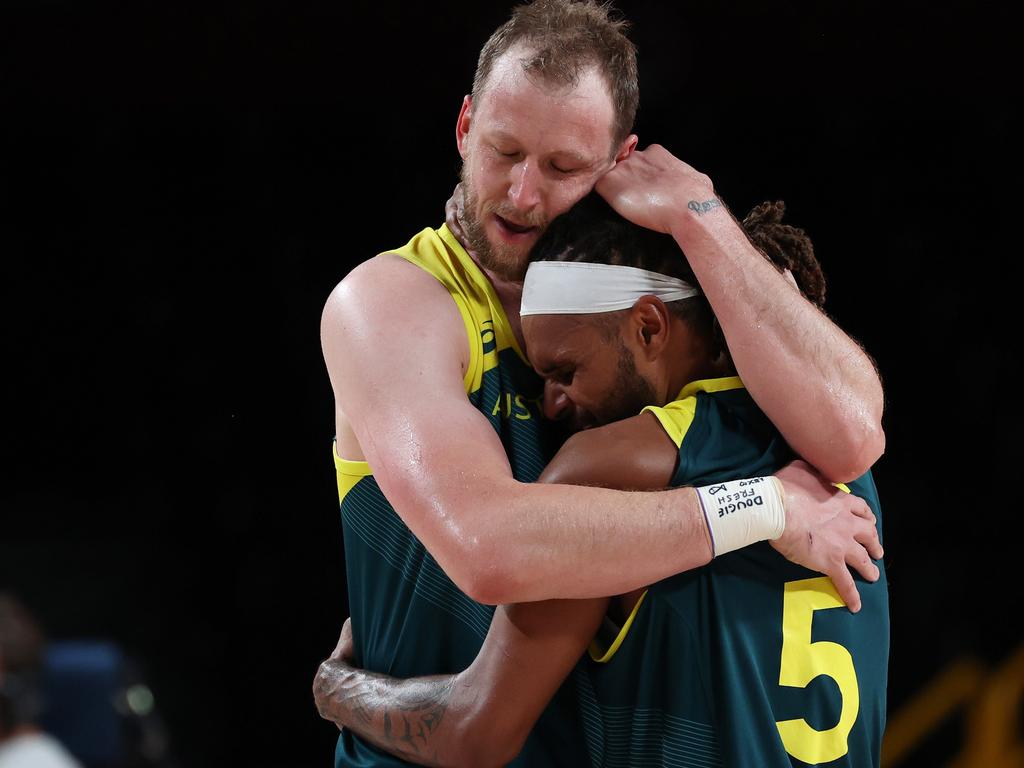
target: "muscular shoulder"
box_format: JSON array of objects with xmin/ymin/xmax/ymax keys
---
[
  {"xmin": 539, "ymin": 411, "xmax": 678, "ymax": 490},
  {"xmin": 320, "ymin": 252, "xmax": 473, "ymax": 418},
  {"xmin": 321, "ymin": 253, "xmax": 468, "ymax": 364},
  {"xmin": 322, "ymin": 252, "xmax": 456, "ymax": 330}
]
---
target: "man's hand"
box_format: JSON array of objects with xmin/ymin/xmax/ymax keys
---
[
  {"xmin": 330, "ymin": 617, "xmax": 354, "ymax": 663},
  {"xmin": 596, "ymin": 144, "xmax": 717, "ymax": 235},
  {"xmin": 314, "ymin": 619, "xmax": 355, "ymax": 727},
  {"xmin": 771, "ymin": 460, "xmax": 884, "ymax": 613}
]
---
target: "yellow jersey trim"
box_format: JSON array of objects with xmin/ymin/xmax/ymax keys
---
[
  {"xmin": 436, "ymin": 225, "xmax": 530, "ymax": 369},
  {"xmin": 589, "ymin": 590, "xmax": 649, "ymax": 663},
  {"xmin": 641, "ymin": 376, "xmax": 746, "ymax": 449},
  {"xmin": 676, "ymin": 375, "xmax": 745, "ymax": 399},
  {"xmin": 336, "ymin": 224, "xmax": 533, "ymax": 502},
  {"xmin": 390, "ymin": 226, "xmax": 480, "ymax": 394},
  {"xmin": 334, "ymin": 442, "xmax": 371, "ymax": 502},
  {"xmin": 389, "ymin": 224, "xmax": 528, "ymax": 396},
  {"xmin": 454, "ymin": 291, "xmax": 480, "ymax": 395}
]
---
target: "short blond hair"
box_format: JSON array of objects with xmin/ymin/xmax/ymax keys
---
[{"xmin": 472, "ymin": 0, "xmax": 639, "ymax": 145}]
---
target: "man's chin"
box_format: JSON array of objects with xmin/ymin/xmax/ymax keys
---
[{"xmin": 475, "ymin": 243, "xmax": 532, "ymax": 283}]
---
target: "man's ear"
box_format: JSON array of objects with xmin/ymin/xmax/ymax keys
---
[
  {"xmin": 613, "ymin": 133, "xmax": 639, "ymax": 164},
  {"xmin": 630, "ymin": 296, "xmax": 670, "ymax": 360},
  {"xmin": 456, "ymin": 95, "xmax": 473, "ymax": 160}
]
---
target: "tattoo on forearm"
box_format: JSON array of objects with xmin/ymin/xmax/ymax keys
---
[
  {"xmin": 688, "ymin": 198, "xmax": 722, "ymax": 216},
  {"xmin": 388, "ymin": 696, "xmax": 448, "ymax": 755},
  {"xmin": 315, "ymin": 659, "xmax": 455, "ymax": 765},
  {"xmin": 349, "ymin": 696, "xmax": 374, "ymax": 727}
]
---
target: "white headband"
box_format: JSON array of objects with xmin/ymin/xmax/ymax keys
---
[{"xmin": 520, "ymin": 261, "xmax": 700, "ymax": 316}]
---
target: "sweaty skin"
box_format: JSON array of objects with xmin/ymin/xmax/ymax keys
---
[
  {"xmin": 595, "ymin": 145, "xmax": 885, "ymax": 482},
  {"xmin": 312, "ymin": 412, "xmax": 686, "ymax": 768},
  {"xmin": 314, "ymin": 420, "xmax": 879, "ymax": 767},
  {"xmin": 316, "ymin": 297, "xmax": 885, "ymax": 766},
  {"xmin": 322, "ymin": 54, "xmax": 884, "ymax": 606}
]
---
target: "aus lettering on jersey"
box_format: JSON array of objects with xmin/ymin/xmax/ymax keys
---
[{"xmin": 491, "ymin": 392, "xmax": 540, "ymax": 420}]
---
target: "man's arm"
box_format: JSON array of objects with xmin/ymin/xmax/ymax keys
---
[
  {"xmin": 315, "ymin": 598, "xmax": 607, "ymax": 768},
  {"xmin": 313, "ymin": 421, "xmax": 672, "ymax": 766},
  {"xmin": 314, "ymin": 417, "xmax": 885, "ymax": 764},
  {"xmin": 323, "ymin": 254, "xmax": 881, "ymax": 605},
  {"xmin": 596, "ymin": 145, "xmax": 885, "ymax": 483}
]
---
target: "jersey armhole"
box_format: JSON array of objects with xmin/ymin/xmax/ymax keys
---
[
  {"xmin": 642, "ymin": 396, "xmax": 698, "ymax": 449},
  {"xmin": 589, "ymin": 589, "xmax": 649, "ymax": 663},
  {"xmin": 450, "ymin": 292, "xmax": 481, "ymax": 394},
  {"xmin": 334, "ymin": 441, "xmax": 371, "ymax": 500},
  {"xmin": 394, "ymin": 250, "xmax": 480, "ymax": 396}
]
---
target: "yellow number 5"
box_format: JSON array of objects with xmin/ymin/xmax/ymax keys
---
[{"xmin": 776, "ymin": 577, "xmax": 860, "ymax": 764}]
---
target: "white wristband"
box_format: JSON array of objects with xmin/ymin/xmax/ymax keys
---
[{"xmin": 695, "ymin": 476, "xmax": 787, "ymax": 557}]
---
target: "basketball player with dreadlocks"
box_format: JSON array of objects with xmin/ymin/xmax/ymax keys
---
[{"xmin": 315, "ymin": 192, "xmax": 888, "ymax": 768}]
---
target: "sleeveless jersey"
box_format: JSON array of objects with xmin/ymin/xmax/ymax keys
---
[
  {"xmin": 334, "ymin": 225, "xmax": 586, "ymax": 766},
  {"xmin": 575, "ymin": 377, "xmax": 889, "ymax": 767}
]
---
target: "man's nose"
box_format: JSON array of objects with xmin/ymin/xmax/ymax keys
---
[
  {"xmin": 509, "ymin": 159, "xmax": 542, "ymax": 211},
  {"xmin": 543, "ymin": 380, "xmax": 572, "ymax": 421}
]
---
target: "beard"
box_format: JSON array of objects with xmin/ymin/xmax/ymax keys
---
[
  {"xmin": 459, "ymin": 160, "xmax": 546, "ymax": 282},
  {"xmin": 592, "ymin": 339, "xmax": 659, "ymax": 427}
]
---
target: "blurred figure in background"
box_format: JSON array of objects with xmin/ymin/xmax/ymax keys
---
[{"xmin": 0, "ymin": 593, "xmax": 81, "ymax": 768}]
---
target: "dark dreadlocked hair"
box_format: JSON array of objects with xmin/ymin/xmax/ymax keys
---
[
  {"xmin": 529, "ymin": 194, "xmax": 826, "ymax": 341},
  {"xmin": 742, "ymin": 200, "xmax": 825, "ymax": 307}
]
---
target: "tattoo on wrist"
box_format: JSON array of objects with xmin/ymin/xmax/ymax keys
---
[{"xmin": 688, "ymin": 198, "xmax": 722, "ymax": 216}]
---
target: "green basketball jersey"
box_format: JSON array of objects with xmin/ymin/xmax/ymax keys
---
[
  {"xmin": 575, "ymin": 377, "xmax": 889, "ymax": 767},
  {"xmin": 333, "ymin": 225, "xmax": 586, "ymax": 767}
]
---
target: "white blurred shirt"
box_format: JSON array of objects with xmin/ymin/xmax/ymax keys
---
[{"xmin": 0, "ymin": 732, "xmax": 81, "ymax": 768}]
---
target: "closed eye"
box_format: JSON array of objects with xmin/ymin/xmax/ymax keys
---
[{"xmin": 552, "ymin": 368, "xmax": 575, "ymax": 385}]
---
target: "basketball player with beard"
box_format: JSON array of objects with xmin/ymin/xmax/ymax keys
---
[
  {"xmin": 318, "ymin": 2, "xmax": 885, "ymax": 765},
  {"xmin": 316, "ymin": 195, "xmax": 889, "ymax": 767}
]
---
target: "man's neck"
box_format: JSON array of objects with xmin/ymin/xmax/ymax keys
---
[
  {"xmin": 452, "ymin": 227, "xmax": 528, "ymax": 353},
  {"xmin": 480, "ymin": 264, "xmax": 527, "ymax": 353},
  {"xmin": 662, "ymin": 339, "xmax": 735, "ymax": 405}
]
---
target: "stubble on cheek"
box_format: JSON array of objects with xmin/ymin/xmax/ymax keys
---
[{"xmin": 458, "ymin": 164, "xmax": 536, "ymax": 282}]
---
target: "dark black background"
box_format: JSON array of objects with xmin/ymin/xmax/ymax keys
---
[{"xmin": 1, "ymin": 1, "xmax": 1016, "ymax": 765}]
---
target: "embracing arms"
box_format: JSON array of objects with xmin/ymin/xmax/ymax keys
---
[
  {"xmin": 314, "ymin": 414, "xmax": 883, "ymax": 765},
  {"xmin": 323, "ymin": 255, "xmax": 711, "ymax": 604},
  {"xmin": 323, "ymin": 257, "xmax": 880, "ymax": 606},
  {"xmin": 311, "ymin": 421, "xmax": 667, "ymax": 766},
  {"xmin": 596, "ymin": 146, "xmax": 885, "ymax": 483},
  {"xmin": 314, "ymin": 597, "xmax": 608, "ymax": 767}
]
